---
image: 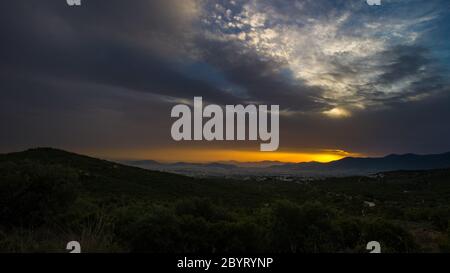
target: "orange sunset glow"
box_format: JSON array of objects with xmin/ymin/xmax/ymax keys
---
[{"xmin": 90, "ymin": 148, "xmax": 361, "ymax": 163}]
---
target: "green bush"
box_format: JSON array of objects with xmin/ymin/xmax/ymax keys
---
[{"xmin": 0, "ymin": 162, "xmax": 79, "ymax": 228}]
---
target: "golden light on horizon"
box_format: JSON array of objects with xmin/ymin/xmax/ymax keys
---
[{"xmin": 94, "ymin": 148, "xmax": 360, "ymax": 164}]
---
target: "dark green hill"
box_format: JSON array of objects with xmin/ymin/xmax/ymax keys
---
[
  {"xmin": 1, "ymin": 148, "xmax": 194, "ymax": 199},
  {"xmin": 0, "ymin": 148, "xmax": 314, "ymax": 205}
]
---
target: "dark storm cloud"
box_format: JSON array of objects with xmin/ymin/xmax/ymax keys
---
[
  {"xmin": 0, "ymin": 0, "xmax": 217, "ymax": 152},
  {"xmin": 377, "ymin": 46, "xmax": 434, "ymax": 86},
  {"xmin": 353, "ymin": 45, "xmax": 447, "ymax": 106},
  {"xmin": 0, "ymin": 71, "xmax": 175, "ymax": 152},
  {"xmin": 0, "ymin": 0, "xmax": 240, "ymax": 105},
  {"xmin": 193, "ymin": 38, "xmax": 328, "ymax": 111}
]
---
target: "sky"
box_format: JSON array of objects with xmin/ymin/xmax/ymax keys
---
[{"xmin": 1, "ymin": 0, "xmax": 450, "ymax": 163}]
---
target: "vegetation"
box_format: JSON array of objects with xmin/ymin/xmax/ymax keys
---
[{"xmin": 0, "ymin": 148, "xmax": 449, "ymax": 253}]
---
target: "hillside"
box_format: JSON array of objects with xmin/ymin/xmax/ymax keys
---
[
  {"xmin": 0, "ymin": 148, "xmax": 449, "ymax": 253},
  {"xmin": 0, "ymin": 148, "xmax": 321, "ymax": 205}
]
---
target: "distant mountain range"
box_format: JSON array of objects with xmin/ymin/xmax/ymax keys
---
[
  {"xmin": 126, "ymin": 160, "xmax": 239, "ymax": 170},
  {"xmin": 124, "ymin": 152, "xmax": 450, "ymax": 177},
  {"xmin": 275, "ymin": 152, "xmax": 450, "ymax": 173}
]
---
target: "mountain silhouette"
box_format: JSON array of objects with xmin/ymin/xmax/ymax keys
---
[{"xmin": 275, "ymin": 152, "xmax": 450, "ymax": 174}]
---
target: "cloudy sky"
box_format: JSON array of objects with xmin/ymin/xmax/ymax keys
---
[{"xmin": 1, "ymin": 0, "xmax": 450, "ymax": 162}]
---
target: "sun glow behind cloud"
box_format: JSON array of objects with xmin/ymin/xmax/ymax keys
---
[{"xmin": 323, "ymin": 107, "xmax": 352, "ymax": 118}]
